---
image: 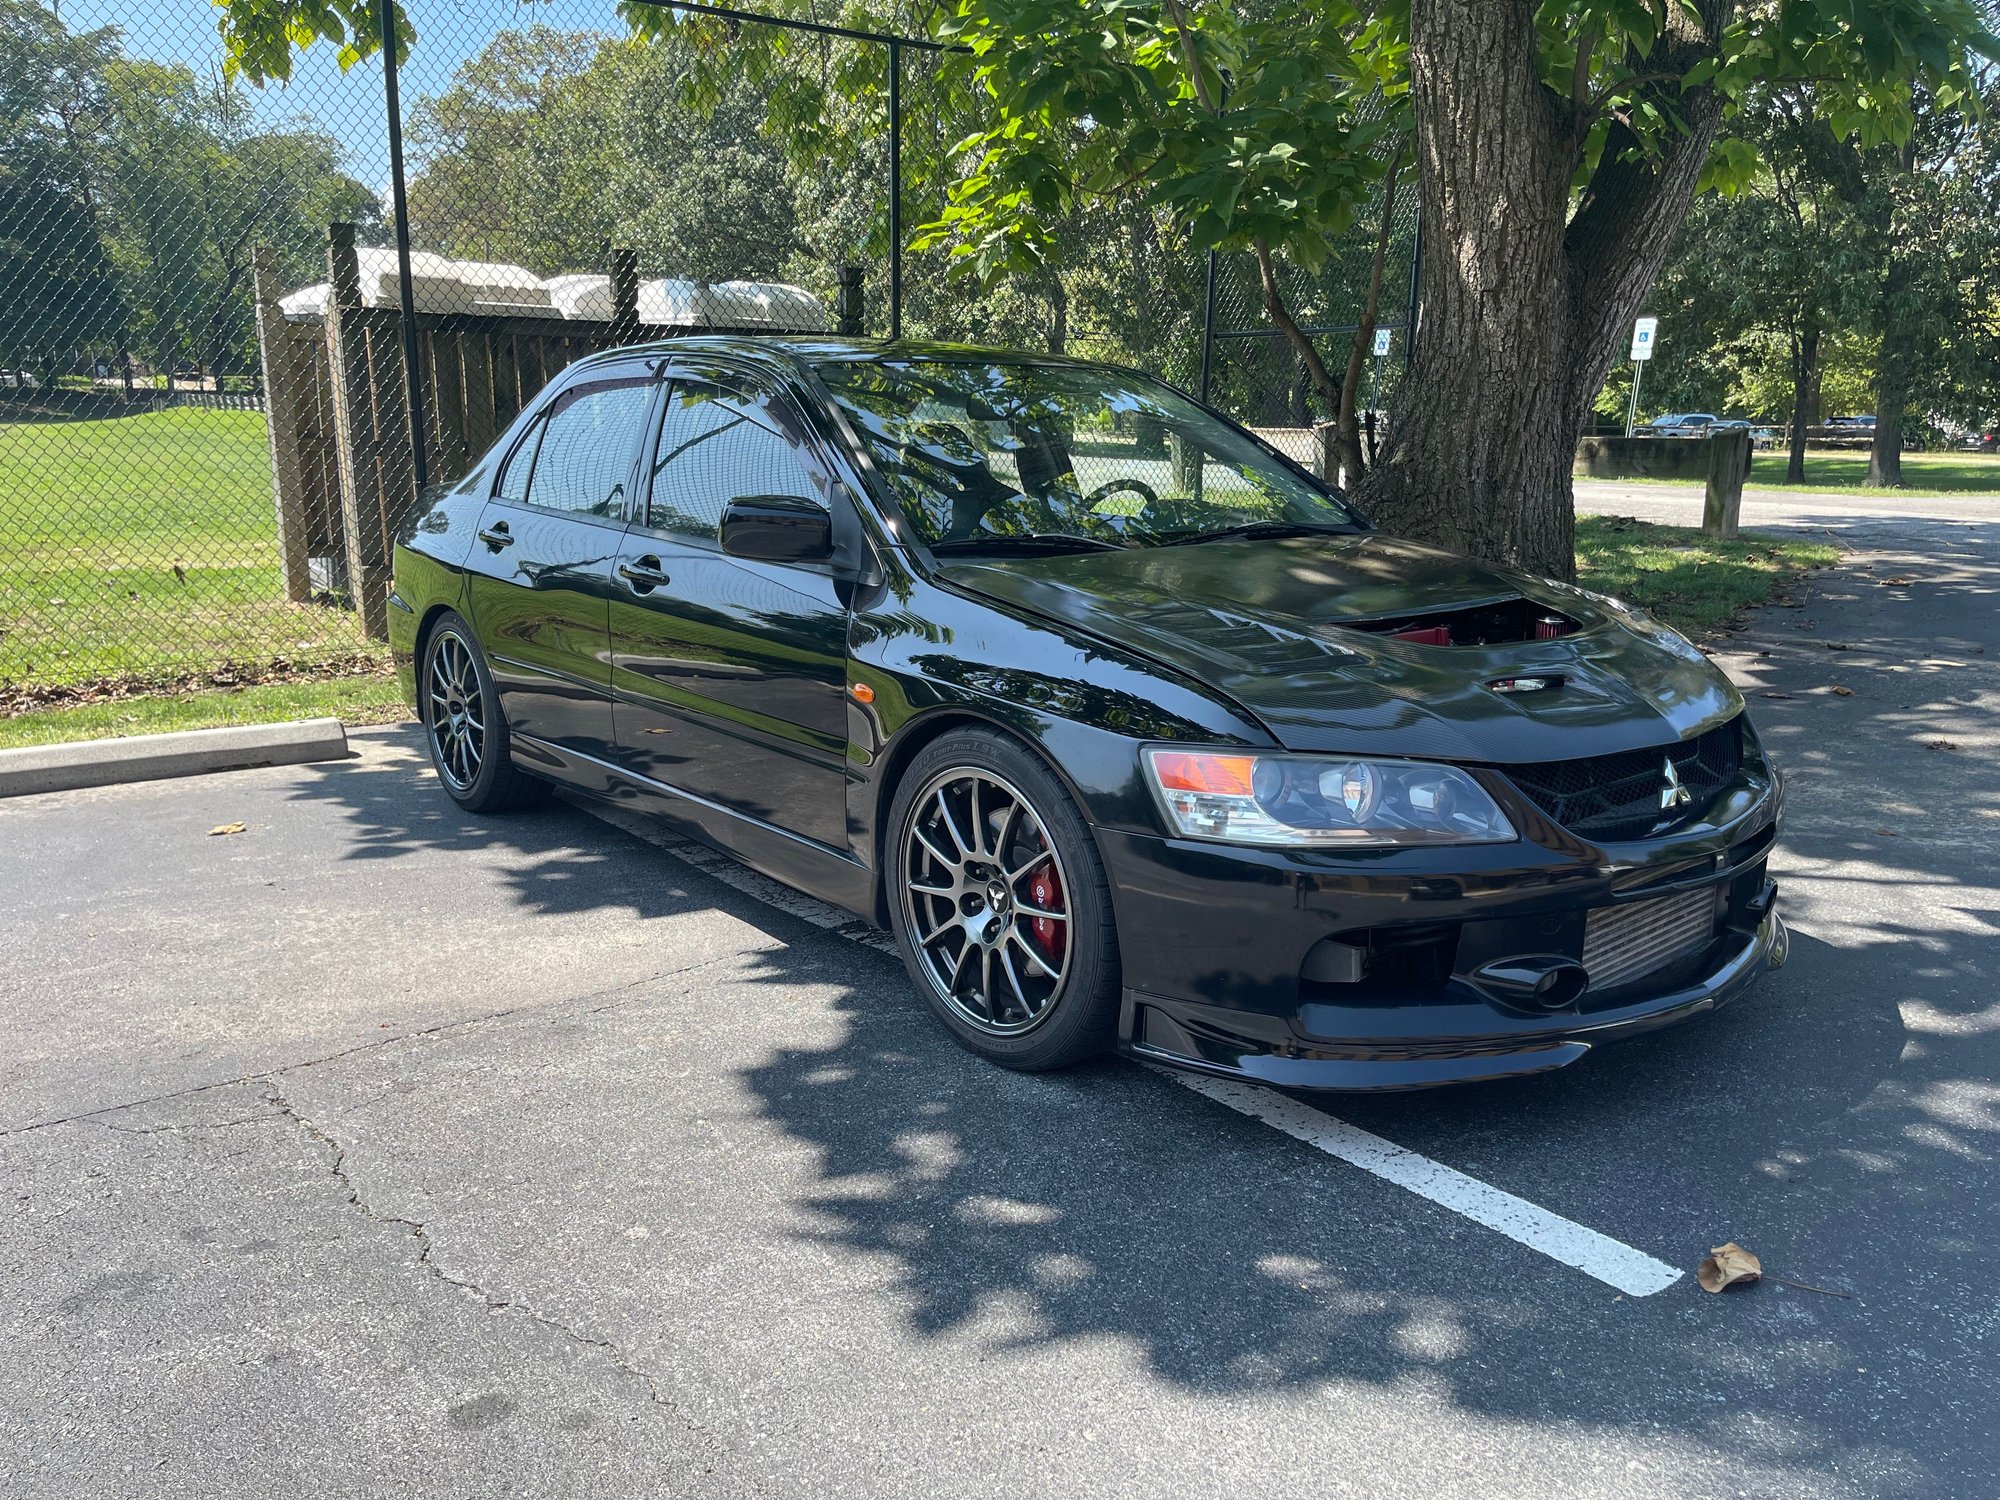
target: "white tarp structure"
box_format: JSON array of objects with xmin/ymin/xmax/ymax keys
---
[
  {"xmin": 279, "ymin": 249, "xmax": 552, "ymax": 321},
  {"xmin": 283, "ymin": 252, "xmax": 829, "ymax": 332},
  {"xmin": 543, "ymin": 273, "xmax": 828, "ymax": 330}
]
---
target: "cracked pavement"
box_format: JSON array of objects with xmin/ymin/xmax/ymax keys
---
[{"xmin": 4, "ymin": 492, "xmax": 1997, "ymax": 1498}]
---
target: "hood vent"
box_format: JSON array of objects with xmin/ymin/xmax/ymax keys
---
[{"xmin": 1342, "ymin": 597, "xmax": 1579, "ymax": 648}]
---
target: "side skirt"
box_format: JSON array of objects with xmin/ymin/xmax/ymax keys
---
[{"xmin": 510, "ymin": 733, "xmax": 877, "ymax": 919}]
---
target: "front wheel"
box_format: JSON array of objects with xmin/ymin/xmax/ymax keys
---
[
  {"xmin": 420, "ymin": 610, "xmax": 548, "ymax": 813},
  {"xmin": 886, "ymin": 730, "xmax": 1121, "ymax": 1071}
]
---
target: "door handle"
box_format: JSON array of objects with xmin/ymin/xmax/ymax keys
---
[
  {"xmin": 618, "ymin": 556, "xmax": 671, "ymax": 592},
  {"xmin": 477, "ymin": 521, "xmax": 514, "ymax": 549}
]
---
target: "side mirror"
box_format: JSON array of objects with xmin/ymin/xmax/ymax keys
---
[{"xmin": 719, "ymin": 494, "xmax": 833, "ymax": 563}]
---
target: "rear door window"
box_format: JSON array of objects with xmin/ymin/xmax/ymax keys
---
[{"xmin": 498, "ymin": 377, "xmax": 653, "ymax": 519}]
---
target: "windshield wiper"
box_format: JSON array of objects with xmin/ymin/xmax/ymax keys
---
[
  {"xmin": 929, "ymin": 532, "xmax": 1127, "ymax": 555},
  {"xmin": 1155, "ymin": 519, "xmax": 1351, "ymax": 547}
]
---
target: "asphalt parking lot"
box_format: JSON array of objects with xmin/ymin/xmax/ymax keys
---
[{"xmin": 4, "ymin": 498, "xmax": 1996, "ymax": 1498}]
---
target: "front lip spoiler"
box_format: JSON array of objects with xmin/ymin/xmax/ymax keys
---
[{"xmin": 1124, "ymin": 905, "xmax": 1788, "ymax": 1093}]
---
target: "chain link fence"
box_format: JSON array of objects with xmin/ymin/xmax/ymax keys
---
[{"xmin": 0, "ymin": 0, "xmax": 1415, "ymax": 718}]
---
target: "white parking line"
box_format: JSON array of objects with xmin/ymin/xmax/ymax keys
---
[
  {"xmin": 577, "ymin": 796, "xmax": 1685, "ymax": 1297},
  {"xmin": 1160, "ymin": 1069, "xmax": 1683, "ymax": 1296}
]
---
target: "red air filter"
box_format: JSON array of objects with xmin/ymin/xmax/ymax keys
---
[
  {"xmin": 1535, "ymin": 617, "xmax": 1572, "ymax": 640},
  {"xmin": 1389, "ymin": 625, "xmax": 1451, "ymax": 646}
]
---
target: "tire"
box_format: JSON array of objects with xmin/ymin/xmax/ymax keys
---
[
  {"xmin": 885, "ymin": 728, "xmax": 1121, "ymax": 1071},
  {"xmin": 418, "ymin": 609, "xmax": 549, "ymax": 813}
]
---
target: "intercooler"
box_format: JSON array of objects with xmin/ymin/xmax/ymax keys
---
[{"xmin": 1581, "ymin": 886, "xmax": 1721, "ymax": 992}]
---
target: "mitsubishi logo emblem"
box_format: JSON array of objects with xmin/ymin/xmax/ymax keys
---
[{"xmin": 1660, "ymin": 755, "xmax": 1693, "ymax": 810}]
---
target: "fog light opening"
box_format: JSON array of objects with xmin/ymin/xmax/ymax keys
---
[{"xmin": 1534, "ymin": 965, "xmax": 1588, "ymax": 1008}]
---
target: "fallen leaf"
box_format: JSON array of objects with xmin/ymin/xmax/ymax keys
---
[
  {"xmin": 1878, "ymin": 577, "xmax": 1914, "ymax": 586},
  {"xmin": 1926, "ymin": 739, "xmax": 1956, "ymax": 751},
  {"xmin": 1830, "ymin": 685, "xmax": 1855, "ymax": 696},
  {"xmin": 208, "ymin": 822, "xmax": 246, "ymax": 837},
  {"xmin": 1873, "ymin": 827, "xmax": 1898, "ymax": 837},
  {"xmin": 1698, "ymin": 1242, "xmax": 1762, "ymax": 1294},
  {"xmin": 1823, "ymin": 641, "xmax": 1849, "ymax": 651}
]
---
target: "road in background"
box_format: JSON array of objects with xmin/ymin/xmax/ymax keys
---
[{"xmin": 1575, "ymin": 479, "xmax": 2000, "ymax": 534}]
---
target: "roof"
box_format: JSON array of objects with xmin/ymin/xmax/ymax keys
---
[{"xmin": 580, "ymin": 333, "xmax": 1109, "ymax": 374}]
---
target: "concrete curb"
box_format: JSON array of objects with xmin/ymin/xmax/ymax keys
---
[{"xmin": 0, "ymin": 718, "xmax": 351, "ymax": 799}]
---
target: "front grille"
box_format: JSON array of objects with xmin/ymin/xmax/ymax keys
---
[
  {"xmin": 1502, "ymin": 718, "xmax": 1742, "ymax": 841},
  {"xmin": 1581, "ymin": 887, "xmax": 1719, "ymax": 992}
]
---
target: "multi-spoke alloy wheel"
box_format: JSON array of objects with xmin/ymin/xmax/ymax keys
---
[
  {"xmin": 426, "ymin": 629, "xmax": 486, "ymax": 793},
  {"xmin": 902, "ymin": 767, "xmax": 1074, "ymax": 1036},
  {"xmin": 418, "ymin": 610, "xmax": 545, "ymax": 814}
]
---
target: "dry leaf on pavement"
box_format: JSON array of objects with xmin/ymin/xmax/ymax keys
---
[
  {"xmin": 207, "ymin": 822, "xmax": 246, "ymax": 837},
  {"xmin": 1698, "ymin": 1242, "xmax": 1763, "ymax": 1293},
  {"xmin": 1830, "ymin": 685, "xmax": 1855, "ymax": 696}
]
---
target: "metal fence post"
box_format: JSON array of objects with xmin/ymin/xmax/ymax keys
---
[
  {"xmin": 888, "ymin": 39, "xmax": 903, "ymax": 341},
  {"xmin": 1198, "ymin": 247, "xmax": 1219, "ymax": 405},
  {"xmin": 381, "ymin": 0, "xmax": 428, "ymax": 498}
]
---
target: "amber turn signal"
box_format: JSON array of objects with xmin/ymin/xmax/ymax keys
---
[{"xmin": 850, "ymin": 682, "xmax": 876, "ymax": 704}]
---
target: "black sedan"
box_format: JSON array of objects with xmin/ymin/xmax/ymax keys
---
[{"xmin": 389, "ymin": 336, "xmax": 1787, "ymax": 1090}]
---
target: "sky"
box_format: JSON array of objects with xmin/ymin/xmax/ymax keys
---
[{"xmin": 60, "ymin": 0, "xmax": 635, "ymax": 184}]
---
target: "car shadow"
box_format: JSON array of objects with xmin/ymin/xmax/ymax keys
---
[{"xmin": 285, "ymin": 676, "xmax": 1996, "ymax": 1487}]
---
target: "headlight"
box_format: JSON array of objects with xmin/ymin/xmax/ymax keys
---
[{"xmin": 1144, "ymin": 748, "xmax": 1516, "ymax": 847}]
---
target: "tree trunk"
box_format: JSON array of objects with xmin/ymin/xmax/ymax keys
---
[
  {"xmin": 1866, "ymin": 250, "xmax": 1916, "ymax": 487},
  {"xmin": 1354, "ymin": 0, "xmax": 1727, "ymax": 578},
  {"xmin": 1786, "ymin": 321, "xmax": 1820, "ymax": 484}
]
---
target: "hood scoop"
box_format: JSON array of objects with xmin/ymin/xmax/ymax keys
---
[{"xmin": 1343, "ymin": 597, "xmax": 1578, "ymax": 648}]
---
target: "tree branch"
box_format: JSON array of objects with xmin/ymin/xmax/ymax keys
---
[{"xmin": 1253, "ymin": 238, "xmax": 1343, "ymax": 423}]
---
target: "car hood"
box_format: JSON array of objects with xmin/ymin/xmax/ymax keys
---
[{"xmin": 936, "ymin": 533, "xmax": 1743, "ymax": 763}]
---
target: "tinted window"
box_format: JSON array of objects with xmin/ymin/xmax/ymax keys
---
[
  {"xmin": 494, "ymin": 415, "xmax": 543, "ymax": 504},
  {"xmin": 815, "ymin": 358, "xmax": 1357, "ymax": 551},
  {"xmin": 509, "ymin": 378, "xmax": 652, "ymax": 517},
  {"xmin": 645, "ymin": 381, "xmax": 824, "ymax": 538}
]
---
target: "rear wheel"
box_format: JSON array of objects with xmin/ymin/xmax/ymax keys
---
[
  {"xmin": 886, "ymin": 730, "xmax": 1120, "ymax": 1071},
  {"xmin": 420, "ymin": 610, "xmax": 547, "ymax": 813}
]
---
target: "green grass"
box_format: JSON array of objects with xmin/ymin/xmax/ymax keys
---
[
  {"xmin": 0, "ymin": 405, "xmax": 385, "ymax": 688},
  {"xmin": 1742, "ymin": 449, "xmax": 2000, "ymax": 494},
  {"xmin": 1582, "ymin": 447, "xmax": 2000, "ymax": 497},
  {"xmin": 1575, "ymin": 516, "xmax": 1838, "ymax": 635},
  {"xmin": 0, "ymin": 670, "xmax": 408, "ymax": 749}
]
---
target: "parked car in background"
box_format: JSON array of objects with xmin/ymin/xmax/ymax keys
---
[
  {"xmin": 1709, "ymin": 419, "xmax": 1778, "ymax": 451},
  {"xmin": 1826, "ymin": 414, "xmax": 1877, "ymax": 429},
  {"xmin": 1641, "ymin": 413, "xmax": 1719, "ymax": 437},
  {"xmin": 390, "ymin": 335, "xmax": 1787, "ymax": 1091}
]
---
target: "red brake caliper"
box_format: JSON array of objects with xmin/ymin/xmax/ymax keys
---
[{"xmin": 1027, "ymin": 863, "xmax": 1066, "ymax": 961}]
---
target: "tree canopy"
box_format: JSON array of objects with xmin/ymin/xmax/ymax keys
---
[
  {"xmin": 202, "ymin": 0, "xmax": 2000, "ymax": 565},
  {"xmin": 2, "ymin": 0, "xmax": 379, "ymax": 377}
]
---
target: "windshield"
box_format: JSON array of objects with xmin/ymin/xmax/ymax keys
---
[{"xmin": 815, "ymin": 357, "xmax": 1361, "ymax": 552}]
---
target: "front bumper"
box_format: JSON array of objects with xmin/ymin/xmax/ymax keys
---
[{"xmin": 1099, "ymin": 780, "xmax": 1787, "ymax": 1091}]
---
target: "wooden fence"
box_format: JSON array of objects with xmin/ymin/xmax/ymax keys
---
[{"xmin": 253, "ymin": 225, "xmax": 731, "ymax": 639}]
